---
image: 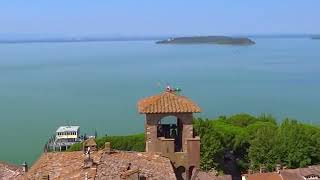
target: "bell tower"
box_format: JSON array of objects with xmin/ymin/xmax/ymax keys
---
[{"xmin": 137, "ymin": 88, "xmax": 201, "ymax": 180}]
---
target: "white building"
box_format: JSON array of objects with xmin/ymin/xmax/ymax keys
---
[
  {"xmin": 47, "ymin": 126, "xmax": 82, "ymax": 151},
  {"xmin": 56, "ymin": 126, "xmax": 80, "ymax": 142}
]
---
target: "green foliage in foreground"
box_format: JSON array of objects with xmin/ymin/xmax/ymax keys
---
[
  {"xmin": 67, "ymin": 133, "xmax": 145, "ymax": 152},
  {"xmin": 95, "ymin": 133, "xmax": 145, "ymax": 152},
  {"xmin": 193, "ymin": 113, "xmax": 320, "ymax": 172},
  {"xmin": 67, "ymin": 141, "xmax": 83, "ymax": 151},
  {"xmin": 68, "ymin": 113, "xmax": 320, "ymax": 173}
]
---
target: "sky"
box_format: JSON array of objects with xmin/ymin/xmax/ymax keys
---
[{"xmin": 0, "ymin": 0, "xmax": 319, "ymax": 37}]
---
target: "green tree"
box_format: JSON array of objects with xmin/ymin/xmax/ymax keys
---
[
  {"xmin": 306, "ymin": 125, "xmax": 320, "ymax": 164},
  {"xmin": 194, "ymin": 118, "xmax": 224, "ymax": 171},
  {"xmin": 276, "ymin": 119, "xmax": 313, "ymax": 168},
  {"xmin": 248, "ymin": 124, "xmax": 278, "ymax": 171},
  {"xmin": 96, "ymin": 133, "xmax": 145, "ymax": 151},
  {"xmin": 256, "ymin": 113, "xmax": 277, "ymax": 125},
  {"xmin": 226, "ymin": 113, "xmax": 257, "ymax": 127},
  {"xmin": 68, "ymin": 133, "xmax": 145, "ymax": 152}
]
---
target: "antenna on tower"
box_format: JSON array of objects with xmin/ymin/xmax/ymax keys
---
[
  {"xmin": 165, "ymin": 83, "xmax": 182, "ymax": 94},
  {"xmin": 156, "ymin": 82, "xmax": 162, "ymax": 91}
]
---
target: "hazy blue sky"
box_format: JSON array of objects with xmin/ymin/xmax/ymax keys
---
[{"xmin": 1, "ymin": 0, "xmax": 319, "ymax": 36}]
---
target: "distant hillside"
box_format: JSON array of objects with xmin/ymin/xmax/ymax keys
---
[
  {"xmin": 0, "ymin": 36, "xmax": 166, "ymax": 44},
  {"xmin": 156, "ymin": 36, "xmax": 255, "ymax": 45},
  {"xmin": 311, "ymin": 36, "xmax": 320, "ymax": 39}
]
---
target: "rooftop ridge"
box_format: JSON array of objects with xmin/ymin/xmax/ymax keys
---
[{"xmin": 137, "ymin": 91, "xmax": 201, "ymax": 113}]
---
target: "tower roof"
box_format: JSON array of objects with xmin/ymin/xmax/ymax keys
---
[{"xmin": 137, "ymin": 91, "xmax": 201, "ymax": 114}]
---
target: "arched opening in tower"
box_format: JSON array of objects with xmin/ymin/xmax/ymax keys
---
[{"xmin": 157, "ymin": 115, "xmax": 183, "ymax": 152}]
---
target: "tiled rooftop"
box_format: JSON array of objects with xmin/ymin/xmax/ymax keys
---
[
  {"xmin": 192, "ymin": 170, "xmax": 232, "ymax": 180},
  {"xmin": 24, "ymin": 151, "xmax": 102, "ymax": 180},
  {"xmin": 298, "ymin": 166, "xmax": 320, "ymax": 177},
  {"xmin": 137, "ymin": 91, "xmax": 201, "ymax": 114},
  {"xmin": 243, "ymin": 172, "xmax": 282, "ymax": 180},
  {"xmin": 0, "ymin": 161, "xmax": 24, "ymax": 180},
  {"xmin": 22, "ymin": 150, "xmax": 176, "ymax": 180},
  {"xmin": 279, "ymin": 165, "xmax": 320, "ymax": 180},
  {"xmin": 242, "ymin": 165, "xmax": 320, "ymax": 180},
  {"xmin": 96, "ymin": 151, "xmax": 176, "ymax": 180}
]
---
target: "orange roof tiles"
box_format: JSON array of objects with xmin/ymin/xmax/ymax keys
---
[
  {"xmin": 244, "ymin": 172, "xmax": 282, "ymax": 180},
  {"xmin": 137, "ymin": 92, "xmax": 201, "ymax": 114},
  {"xmin": 242, "ymin": 166, "xmax": 320, "ymax": 180},
  {"xmin": 298, "ymin": 166, "xmax": 320, "ymax": 177},
  {"xmin": 193, "ymin": 170, "xmax": 232, "ymax": 180},
  {"xmin": 279, "ymin": 165, "xmax": 320, "ymax": 180},
  {"xmin": 279, "ymin": 169, "xmax": 304, "ymax": 180},
  {"xmin": 24, "ymin": 151, "xmax": 102, "ymax": 180},
  {"xmin": 22, "ymin": 150, "xmax": 176, "ymax": 180},
  {"xmin": 0, "ymin": 161, "xmax": 24, "ymax": 180},
  {"xmin": 96, "ymin": 151, "xmax": 176, "ymax": 180}
]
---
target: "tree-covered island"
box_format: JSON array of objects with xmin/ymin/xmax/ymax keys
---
[
  {"xmin": 156, "ymin": 36, "xmax": 255, "ymax": 45},
  {"xmin": 311, "ymin": 36, "xmax": 320, "ymax": 39}
]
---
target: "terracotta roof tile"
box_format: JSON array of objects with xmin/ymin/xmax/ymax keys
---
[
  {"xmin": 243, "ymin": 166, "xmax": 320, "ymax": 180},
  {"xmin": 193, "ymin": 170, "xmax": 232, "ymax": 180},
  {"xmin": 279, "ymin": 165, "xmax": 320, "ymax": 180},
  {"xmin": 310, "ymin": 165, "xmax": 320, "ymax": 174},
  {"xmin": 279, "ymin": 169, "xmax": 304, "ymax": 180},
  {"xmin": 138, "ymin": 92, "xmax": 201, "ymax": 113},
  {"xmin": 24, "ymin": 151, "xmax": 102, "ymax": 179},
  {"xmin": 298, "ymin": 167, "xmax": 320, "ymax": 177},
  {"xmin": 0, "ymin": 161, "xmax": 24, "ymax": 180},
  {"xmin": 96, "ymin": 151, "xmax": 176, "ymax": 180},
  {"xmin": 243, "ymin": 172, "xmax": 282, "ymax": 180},
  {"xmin": 22, "ymin": 150, "xmax": 176, "ymax": 179}
]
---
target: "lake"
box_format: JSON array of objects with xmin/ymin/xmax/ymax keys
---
[{"xmin": 0, "ymin": 38, "xmax": 319, "ymax": 164}]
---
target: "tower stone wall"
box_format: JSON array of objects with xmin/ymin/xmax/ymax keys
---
[{"xmin": 138, "ymin": 91, "xmax": 201, "ymax": 180}]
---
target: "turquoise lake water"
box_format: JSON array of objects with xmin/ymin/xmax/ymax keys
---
[{"xmin": 0, "ymin": 38, "xmax": 319, "ymax": 164}]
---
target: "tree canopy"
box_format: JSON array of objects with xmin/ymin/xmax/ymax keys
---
[
  {"xmin": 67, "ymin": 133, "xmax": 145, "ymax": 152},
  {"xmin": 68, "ymin": 113, "xmax": 320, "ymax": 174},
  {"xmin": 193, "ymin": 114, "xmax": 320, "ymax": 173}
]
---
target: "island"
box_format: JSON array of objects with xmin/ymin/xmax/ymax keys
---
[
  {"xmin": 311, "ymin": 36, "xmax": 320, "ymax": 40},
  {"xmin": 156, "ymin": 36, "xmax": 255, "ymax": 45}
]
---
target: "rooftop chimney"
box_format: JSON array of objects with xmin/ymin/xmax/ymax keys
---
[
  {"xmin": 21, "ymin": 161, "xmax": 28, "ymax": 172},
  {"xmin": 84, "ymin": 157, "xmax": 93, "ymax": 168},
  {"xmin": 41, "ymin": 174, "xmax": 49, "ymax": 180},
  {"xmin": 104, "ymin": 142, "xmax": 111, "ymax": 154},
  {"xmin": 83, "ymin": 149, "xmax": 93, "ymax": 168},
  {"xmin": 260, "ymin": 165, "xmax": 266, "ymax": 173},
  {"xmin": 276, "ymin": 164, "xmax": 282, "ymax": 174}
]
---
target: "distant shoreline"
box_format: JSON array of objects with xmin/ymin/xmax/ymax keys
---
[
  {"xmin": 0, "ymin": 35, "xmax": 319, "ymax": 44},
  {"xmin": 0, "ymin": 37, "xmax": 163, "ymax": 44}
]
